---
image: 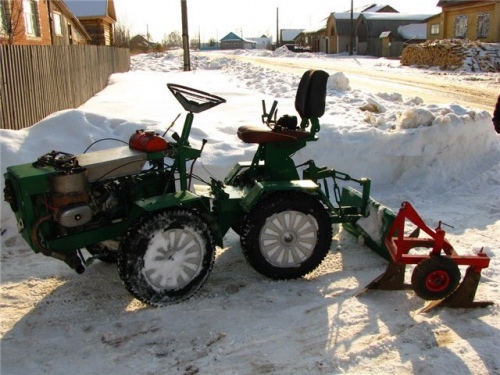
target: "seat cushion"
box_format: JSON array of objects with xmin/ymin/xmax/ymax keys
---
[{"xmin": 237, "ymin": 125, "xmax": 310, "ymax": 144}]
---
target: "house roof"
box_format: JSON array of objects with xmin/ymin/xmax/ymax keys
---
[
  {"xmin": 436, "ymin": 0, "xmax": 473, "ymax": 5},
  {"xmin": 220, "ymin": 32, "xmax": 242, "ymax": 41},
  {"xmin": 361, "ymin": 13, "xmax": 438, "ymax": 21},
  {"xmin": 333, "ymin": 12, "xmax": 363, "ymax": 20},
  {"xmin": 281, "ymin": 29, "xmax": 304, "ymax": 41},
  {"xmin": 348, "ymin": 3, "xmax": 398, "ymax": 13},
  {"xmin": 398, "ymin": 23, "xmax": 427, "ymax": 39},
  {"xmin": 302, "ymin": 19, "xmax": 328, "ymax": 34},
  {"xmin": 63, "ymin": 0, "xmax": 117, "ymax": 21},
  {"xmin": 220, "ymin": 32, "xmax": 256, "ymax": 44}
]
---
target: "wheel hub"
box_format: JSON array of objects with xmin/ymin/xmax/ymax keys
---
[
  {"xmin": 143, "ymin": 228, "xmax": 204, "ymax": 291},
  {"xmin": 260, "ymin": 210, "xmax": 318, "ymax": 268}
]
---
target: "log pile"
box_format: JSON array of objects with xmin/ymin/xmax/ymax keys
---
[{"xmin": 401, "ymin": 39, "xmax": 500, "ymax": 72}]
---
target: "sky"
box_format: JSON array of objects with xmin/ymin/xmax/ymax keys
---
[{"xmin": 114, "ymin": 0, "xmax": 442, "ymax": 43}]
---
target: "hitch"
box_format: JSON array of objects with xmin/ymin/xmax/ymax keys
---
[{"xmin": 358, "ymin": 201, "xmax": 493, "ymax": 311}]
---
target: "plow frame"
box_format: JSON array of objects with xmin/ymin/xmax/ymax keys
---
[{"xmin": 360, "ymin": 201, "xmax": 493, "ymax": 311}]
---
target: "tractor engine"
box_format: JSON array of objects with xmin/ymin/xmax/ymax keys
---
[
  {"xmin": 50, "ymin": 165, "xmax": 92, "ymax": 228},
  {"xmin": 3, "ymin": 145, "xmax": 152, "ymax": 271}
]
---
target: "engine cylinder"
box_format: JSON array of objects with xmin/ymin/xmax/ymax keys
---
[{"xmin": 51, "ymin": 169, "xmax": 89, "ymax": 208}]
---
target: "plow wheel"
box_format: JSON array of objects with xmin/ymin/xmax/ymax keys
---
[
  {"xmin": 411, "ymin": 256, "xmax": 461, "ymax": 301},
  {"xmin": 118, "ymin": 208, "xmax": 216, "ymax": 307},
  {"xmin": 240, "ymin": 191, "xmax": 332, "ymax": 280}
]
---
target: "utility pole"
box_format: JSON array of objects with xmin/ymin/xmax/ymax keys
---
[
  {"xmin": 181, "ymin": 0, "xmax": 191, "ymax": 71},
  {"xmin": 276, "ymin": 7, "xmax": 279, "ymax": 49},
  {"xmin": 349, "ymin": 0, "xmax": 354, "ymax": 55}
]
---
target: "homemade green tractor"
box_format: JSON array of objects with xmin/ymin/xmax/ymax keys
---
[{"xmin": 3, "ymin": 70, "xmax": 491, "ymax": 309}]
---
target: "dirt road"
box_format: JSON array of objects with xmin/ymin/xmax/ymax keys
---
[{"xmin": 212, "ymin": 53, "xmax": 497, "ymax": 112}]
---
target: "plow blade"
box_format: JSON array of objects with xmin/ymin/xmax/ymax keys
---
[{"xmin": 340, "ymin": 187, "xmax": 396, "ymax": 261}]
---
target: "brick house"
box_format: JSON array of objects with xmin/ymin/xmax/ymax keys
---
[
  {"xmin": 436, "ymin": 0, "xmax": 500, "ymax": 42},
  {"xmin": 0, "ymin": 0, "xmax": 90, "ymax": 45}
]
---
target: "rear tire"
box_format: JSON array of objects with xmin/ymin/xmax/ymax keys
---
[
  {"xmin": 240, "ymin": 191, "xmax": 332, "ymax": 280},
  {"xmin": 118, "ymin": 208, "xmax": 216, "ymax": 306},
  {"xmin": 411, "ymin": 256, "xmax": 461, "ymax": 300}
]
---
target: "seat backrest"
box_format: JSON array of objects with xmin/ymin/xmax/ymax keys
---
[{"xmin": 294, "ymin": 70, "xmax": 329, "ymax": 119}]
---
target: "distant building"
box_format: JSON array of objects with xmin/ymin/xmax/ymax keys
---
[
  {"xmin": 356, "ymin": 13, "xmax": 437, "ymax": 57},
  {"xmin": 279, "ymin": 29, "xmax": 304, "ymax": 47},
  {"xmin": 325, "ymin": 3, "xmax": 399, "ymax": 54},
  {"xmin": 130, "ymin": 34, "xmax": 156, "ymax": 52},
  {"xmin": 220, "ymin": 32, "xmax": 257, "ymax": 49},
  {"xmin": 247, "ymin": 35, "xmax": 272, "ymax": 49},
  {"xmin": 294, "ymin": 21, "xmax": 327, "ymax": 52},
  {"xmin": 436, "ymin": 0, "xmax": 500, "ymax": 42}
]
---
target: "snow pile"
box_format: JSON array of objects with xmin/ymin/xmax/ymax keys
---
[{"xmin": 1, "ymin": 49, "xmax": 499, "ymax": 375}]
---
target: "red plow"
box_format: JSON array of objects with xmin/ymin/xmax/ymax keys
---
[{"xmin": 359, "ymin": 201, "xmax": 493, "ymax": 312}]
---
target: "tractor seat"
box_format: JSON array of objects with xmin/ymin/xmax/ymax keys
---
[
  {"xmin": 237, "ymin": 69, "xmax": 329, "ymax": 145},
  {"xmin": 237, "ymin": 126, "xmax": 310, "ymax": 144}
]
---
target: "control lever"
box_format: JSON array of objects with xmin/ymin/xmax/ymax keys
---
[{"xmin": 261, "ymin": 100, "xmax": 278, "ymax": 128}]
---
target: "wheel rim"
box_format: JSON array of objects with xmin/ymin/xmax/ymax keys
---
[
  {"xmin": 259, "ymin": 210, "xmax": 318, "ymax": 267},
  {"xmin": 142, "ymin": 228, "xmax": 205, "ymax": 291},
  {"xmin": 425, "ymin": 270, "xmax": 450, "ymax": 292}
]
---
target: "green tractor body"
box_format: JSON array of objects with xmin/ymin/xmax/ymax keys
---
[{"xmin": 3, "ymin": 72, "xmax": 393, "ymax": 306}]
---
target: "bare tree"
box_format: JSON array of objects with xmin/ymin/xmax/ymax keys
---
[
  {"xmin": 1, "ymin": 0, "xmax": 25, "ymax": 44},
  {"xmin": 163, "ymin": 31, "xmax": 182, "ymax": 49},
  {"xmin": 114, "ymin": 22, "xmax": 131, "ymax": 48}
]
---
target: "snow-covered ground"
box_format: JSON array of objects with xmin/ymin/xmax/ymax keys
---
[{"xmin": 1, "ymin": 49, "xmax": 499, "ymax": 375}]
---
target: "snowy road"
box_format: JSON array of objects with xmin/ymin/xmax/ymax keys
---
[{"xmin": 205, "ymin": 52, "xmax": 497, "ymax": 112}]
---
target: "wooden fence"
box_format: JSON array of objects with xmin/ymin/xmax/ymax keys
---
[{"xmin": 0, "ymin": 45, "xmax": 130, "ymax": 130}]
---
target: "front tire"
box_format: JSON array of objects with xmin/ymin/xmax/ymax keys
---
[
  {"xmin": 118, "ymin": 208, "xmax": 216, "ymax": 306},
  {"xmin": 240, "ymin": 191, "xmax": 332, "ymax": 279}
]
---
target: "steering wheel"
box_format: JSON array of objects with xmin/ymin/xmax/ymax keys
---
[{"xmin": 167, "ymin": 84, "xmax": 226, "ymax": 113}]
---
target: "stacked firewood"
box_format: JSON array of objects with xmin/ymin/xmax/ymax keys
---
[{"xmin": 401, "ymin": 39, "xmax": 500, "ymax": 72}]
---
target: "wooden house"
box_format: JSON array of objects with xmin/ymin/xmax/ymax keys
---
[
  {"xmin": 294, "ymin": 21, "xmax": 327, "ymax": 52},
  {"xmin": 0, "ymin": 0, "xmax": 90, "ymax": 45},
  {"xmin": 49, "ymin": 0, "xmax": 91, "ymax": 45},
  {"xmin": 64, "ymin": 0, "xmax": 117, "ymax": 45},
  {"xmin": 436, "ymin": 0, "xmax": 500, "ymax": 42},
  {"xmin": 220, "ymin": 32, "xmax": 256, "ymax": 50},
  {"xmin": 325, "ymin": 3, "xmax": 399, "ymax": 54},
  {"xmin": 426, "ymin": 13, "xmax": 442, "ymax": 41},
  {"xmin": 279, "ymin": 29, "xmax": 304, "ymax": 47},
  {"xmin": 356, "ymin": 13, "xmax": 437, "ymax": 57}
]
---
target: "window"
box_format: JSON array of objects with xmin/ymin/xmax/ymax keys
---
[
  {"xmin": 430, "ymin": 23, "xmax": 440, "ymax": 35},
  {"xmin": 0, "ymin": 2, "xmax": 6, "ymax": 34},
  {"xmin": 53, "ymin": 12, "xmax": 62, "ymax": 36},
  {"xmin": 454, "ymin": 15, "xmax": 468, "ymax": 38},
  {"xmin": 477, "ymin": 13, "xmax": 490, "ymax": 38},
  {"xmin": 23, "ymin": 0, "xmax": 40, "ymax": 36}
]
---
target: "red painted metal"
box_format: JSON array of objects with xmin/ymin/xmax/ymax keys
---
[
  {"xmin": 385, "ymin": 201, "xmax": 490, "ymax": 272},
  {"xmin": 129, "ymin": 130, "xmax": 169, "ymax": 152}
]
